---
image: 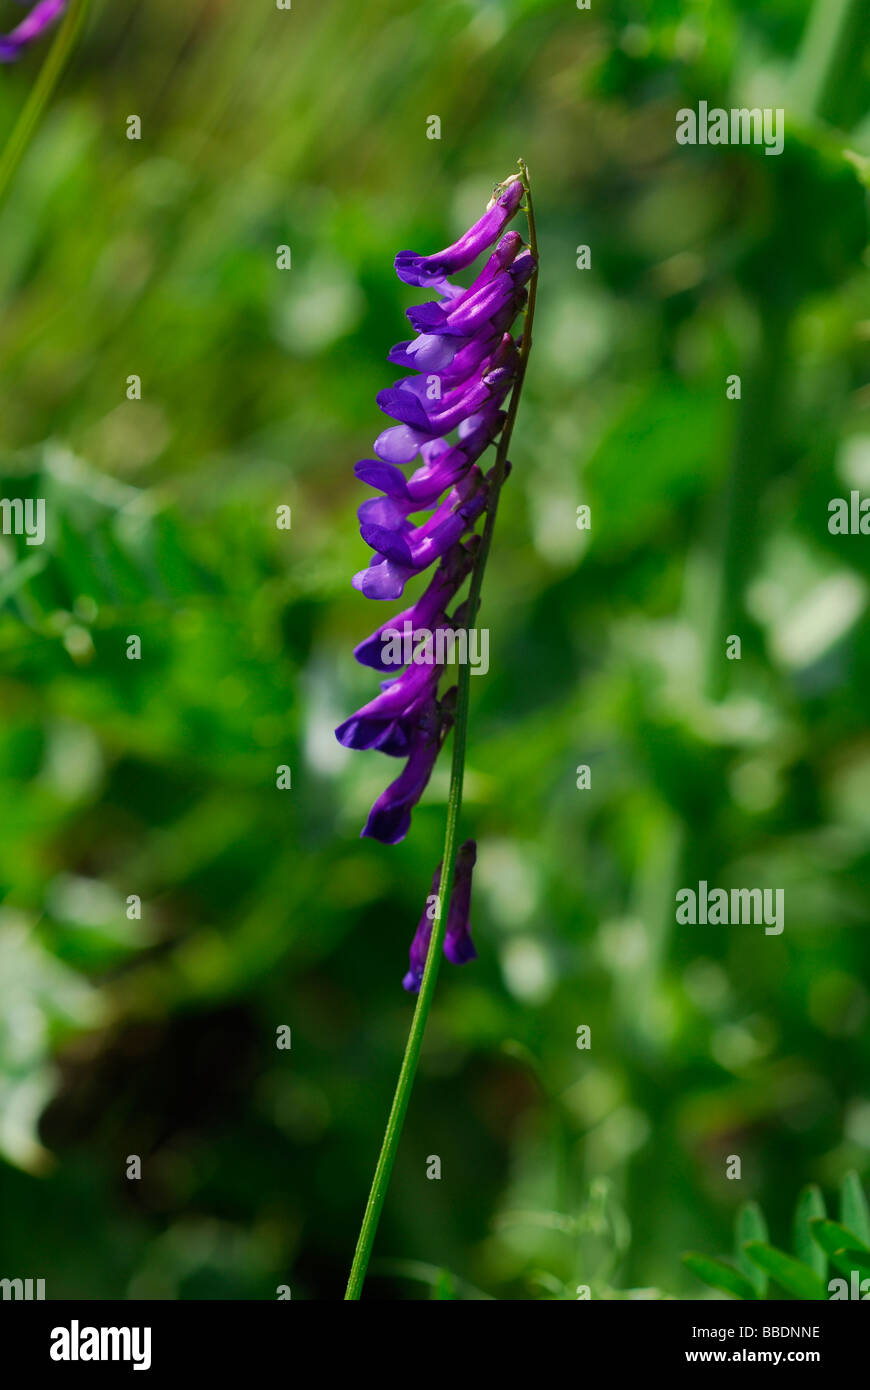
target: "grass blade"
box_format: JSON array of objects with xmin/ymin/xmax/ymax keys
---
[
  {"xmin": 811, "ymin": 1217, "xmax": 869, "ymax": 1256},
  {"xmin": 736, "ymin": 1202, "xmax": 769, "ymax": 1297},
  {"xmin": 839, "ymin": 1172, "xmax": 870, "ymax": 1248},
  {"xmin": 743, "ymin": 1242, "xmax": 827, "ymax": 1300},
  {"xmin": 794, "ymin": 1185, "xmax": 827, "ymax": 1281},
  {"xmin": 682, "ymin": 1253, "xmax": 758, "ymax": 1301},
  {"xmin": 828, "ymin": 1248, "xmax": 870, "ymax": 1280}
]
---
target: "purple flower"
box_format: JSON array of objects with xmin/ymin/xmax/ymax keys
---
[
  {"xmin": 335, "ymin": 635, "xmax": 449, "ymax": 752},
  {"xmin": 352, "ymin": 451, "xmax": 499, "ymax": 601},
  {"xmin": 337, "ymin": 175, "xmax": 534, "ymax": 856},
  {"xmin": 361, "ymin": 694, "xmax": 455, "ymax": 845},
  {"xmin": 358, "ymin": 468, "xmax": 487, "ymax": 572},
  {"xmin": 403, "ymin": 840, "xmax": 478, "ymax": 992},
  {"xmin": 0, "ymin": 0, "xmax": 66, "ymax": 61},
  {"xmin": 406, "ymin": 263, "xmax": 532, "ymax": 339},
  {"xmin": 394, "ymin": 181, "xmax": 524, "ymax": 287},
  {"xmin": 388, "ymin": 329, "xmax": 501, "ymax": 383},
  {"xmin": 353, "ymin": 542, "xmax": 476, "ymax": 672},
  {"xmin": 405, "ymin": 232, "xmax": 523, "ymax": 331}
]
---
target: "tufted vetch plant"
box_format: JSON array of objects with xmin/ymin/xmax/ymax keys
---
[{"xmin": 342, "ymin": 162, "xmax": 538, "ymax": 1299}]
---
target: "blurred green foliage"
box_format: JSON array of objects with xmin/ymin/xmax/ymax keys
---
[
  {"xmin": 0, "ymin": 0, "xmax": 869, "ymax": 1299},
  {"xmin": 684, "ymin": 1171, "xmax": 870, "ymax": 1298}
]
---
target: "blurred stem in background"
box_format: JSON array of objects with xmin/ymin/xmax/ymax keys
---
[
  {"xmin": 0, "ymin": 0, "xmax": 92, "ymax": 212},
  {"xmin": 703, "ymin": 0, "xmax": 869, "ymax": 700},
  {"xmin": 703, "ymin": 304, "xmax": 790, "ymax": 701},
  {"xmin": 622, "ymin": 0, "xmax": 869, "ymax": 1061},
  {"xmin": 790, "ymin": 0, "xmax": 870, "ymax": 126},
  {"xmin": 345, "ymin": 163, "xmax": 540, "ymax": 1301}
]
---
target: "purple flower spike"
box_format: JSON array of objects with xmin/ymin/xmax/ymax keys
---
[
  {"xmin": 403, "ymin": 840, "xmax": 478, "ymax": 992},
  {"xmin": 394, "ymin": 180, "xmax": 524, "ymax": 287},
  {"xmin": 0, "ymin": 0, "xmax": 66, "ymax": 61},
  {"xmin": 337, "ymin": 171, "xmax": 534, "ymax": 974}
]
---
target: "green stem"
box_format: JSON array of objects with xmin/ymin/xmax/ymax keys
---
[
  {"xmin": 0, "ymin": 0, "xmax": 91, "ymax": 212},
  {"xmin": 344, "ymin": 160, "xmax": 538, "ymax": 1301}
]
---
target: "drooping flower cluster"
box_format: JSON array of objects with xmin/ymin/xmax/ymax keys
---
[
  {"xmin": 0, "ymin": 0, "xmax": 66, "ymax": 61},
  {"xmin": 337, "ymin": 178, "xmax": 531, "ymax": 833},
  {"xmin": 336, "ymin": 176, "xmax": 532, "ymax": 988}
]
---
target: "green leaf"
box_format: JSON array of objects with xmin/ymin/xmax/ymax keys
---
[
  {"xmin": 839, "ymin": 1172, "xmax": 870, "ymax": 1248},
  {"xmin": 432, "ymin": 1270, "xmax": 459, "ymax": 1300},
  {"xmin": 844, "ymin": 149, "xmax": 870, "ymax": 188},
  {"xmin": 828, "ymin": 1248, "xmax": 870, "ymax": 1281},
  {"xmin": 736, "ymin": 1202, "xmax": 769, "ymax": 1297},
  {"xmin": 743, "ymin": 1242, "xmax": 827, "ymax": 1300},
  {"xmin": 794, "ymin": 1186, "xmax": 827, "ymax": 1281},
  {"xmin": 682, "ymin": 1253, "xmax": 758, "ymax": 1300},
  {"xmin": 0, "ymin": 446, "xmax": 219, "ymax": 624},
  {"xmin": 810, "ymin": 1218, "xmax": 870, "ymax": 1257}
]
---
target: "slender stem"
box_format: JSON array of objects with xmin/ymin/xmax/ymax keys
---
[
  {"xmin": 0, "ymin": 0, "xmax": 91, "ymax": 212},
  {"xmin": 345, "ymin": 161, "xmax": 539, "ymax": 1300}
]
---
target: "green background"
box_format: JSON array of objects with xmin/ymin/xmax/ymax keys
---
[{"xmin": 0, "ymin": 0, "xmax": 868, "ymax": 1299}]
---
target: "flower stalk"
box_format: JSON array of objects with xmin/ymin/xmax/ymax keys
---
[{"xmin": 344, "ymin": 160, "xmax": 538, "ymax": 1300}]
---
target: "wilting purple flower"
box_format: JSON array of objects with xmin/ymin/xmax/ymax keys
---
[
  {"xmin": 337, "ymin": 174, "xmax": 533, "ymax": 867},
  {"xmin": 0, "ymin": 0, "xmax": 66, "ymax": 61},
  {"xmin": 403, "ymin": 840, "xmax": 477, "ymax": 992}
]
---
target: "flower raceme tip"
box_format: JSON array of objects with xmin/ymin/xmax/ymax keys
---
[
  {"xmin": 0, "ymin": 0, "xmax": 66, "ymax": 61},
  {"xmin": 393, "ymin": 180, "xmax": 524, "ymax": 288}
]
